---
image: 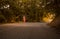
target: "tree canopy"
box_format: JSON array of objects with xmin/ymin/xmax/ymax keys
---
[{"xmin": 0, "ymin": 0, "xmax": 60, "ymax": 23}]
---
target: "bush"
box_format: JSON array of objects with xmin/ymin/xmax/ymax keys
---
[{"xmin": 0, "ymin": 15, "xmax": 6, "ymax": 23}]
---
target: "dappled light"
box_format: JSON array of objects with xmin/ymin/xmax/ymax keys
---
[{"xmin": 43, "ymin": 12, "xmax": 55, "ymax": 23}]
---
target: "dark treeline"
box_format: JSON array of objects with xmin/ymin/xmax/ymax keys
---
[{"xmin": 0, "ymin": 0, "xmax": 60, "ymax": 23}]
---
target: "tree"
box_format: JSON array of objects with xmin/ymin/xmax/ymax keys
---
[
  {"xmin": 0, "ymin": 0, "xmax": 55, "ymax": 23},
  {"xmin": 47, "ymin": 0, "xmax": 60, "ymax": 29}
]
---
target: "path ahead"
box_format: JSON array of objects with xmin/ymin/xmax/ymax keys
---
[{"xmin": 0, "ymin": 23, "xmax": 60, "ymax": 39}]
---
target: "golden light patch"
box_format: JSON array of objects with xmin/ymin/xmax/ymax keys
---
[{"xmin": 43, "ymin": 13, "xmax": 55, "ymax": 23}]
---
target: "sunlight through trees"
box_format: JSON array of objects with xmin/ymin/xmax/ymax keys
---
[{"xmin": 0, "ymin": 0, "xmax": 59, "ymax": 23}]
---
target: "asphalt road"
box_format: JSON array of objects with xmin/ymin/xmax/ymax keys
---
[{"xmin": 0, "ymin": 23, "xmax": 60, "ymax": 39}]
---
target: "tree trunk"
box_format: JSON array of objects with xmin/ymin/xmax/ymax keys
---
[{"xmin": 49, "ymin": 15, "xmax": 60, "ymax": 28}]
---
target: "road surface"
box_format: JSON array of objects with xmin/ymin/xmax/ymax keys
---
[{"xmin": 0, "ymin": 23, "xmax": 60, "ymax": 39}]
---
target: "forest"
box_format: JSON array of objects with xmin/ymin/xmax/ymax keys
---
[{"xmin": 0, "ymin": 0, "xmax": 60, "ymax": 23}]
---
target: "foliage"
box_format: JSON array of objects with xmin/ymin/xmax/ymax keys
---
[{"xmin": 0, "ymin": 0, "xmax": 59, "ymax": 23}]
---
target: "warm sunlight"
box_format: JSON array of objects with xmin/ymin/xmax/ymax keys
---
[{"xmin": 43, "ymin": 12, "xmax": 55, "ymax": 23}]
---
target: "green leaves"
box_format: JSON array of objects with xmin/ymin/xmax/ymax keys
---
[{"xmin": 0, "ymin": 0, "xmax": 57, "ymax": 23}]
